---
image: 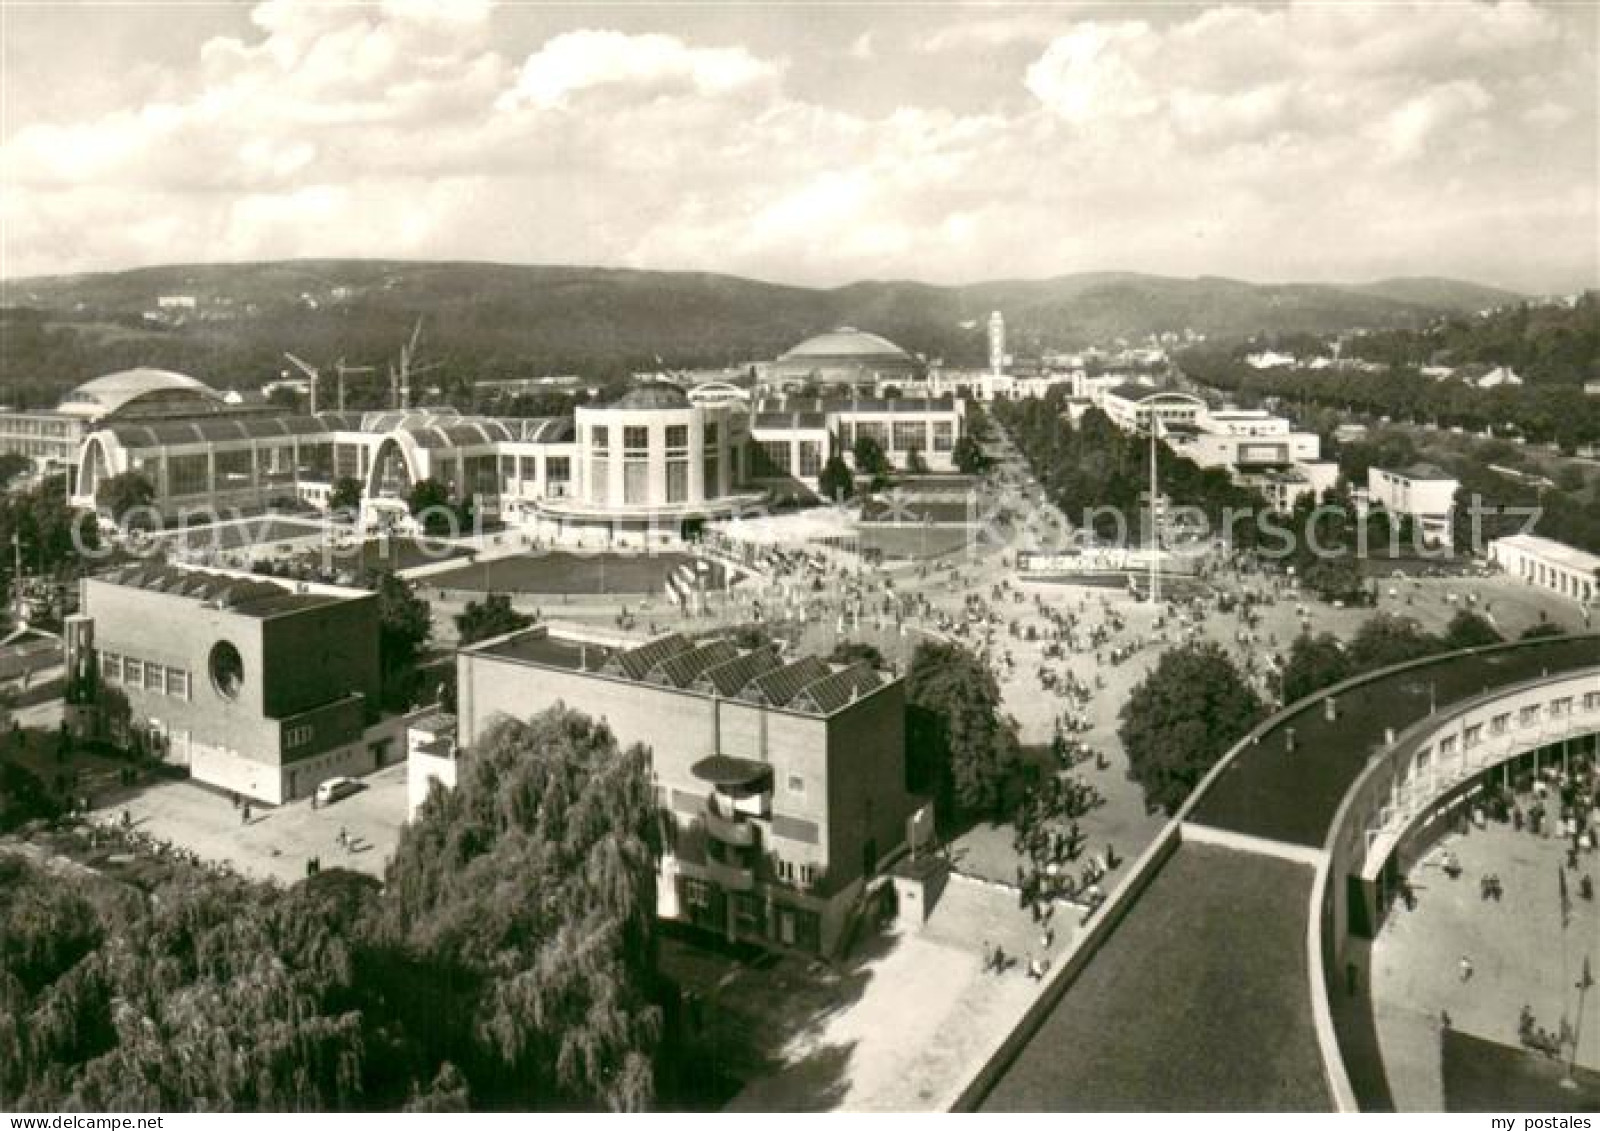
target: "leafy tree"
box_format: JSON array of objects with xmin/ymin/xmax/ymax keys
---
[
  {"xmin": 0, "ymin": 479, "xmax": 102, "ymax": 581},
  {"xmin": 454, "ymin": 592, "xmax": 531, "ymax": 646},
  {"xmin": 1300, "ymin": 556, "xmax": 1368, "ymax": 605},
  {"xmin": 366, "ymin": 570, "xmax": 431, "ymax": 695},
  {"xmin": 1348, "ymin": 613, "xmax": 1445, "ymax": 671},
  {"xmin": 1442, "ymin": 608, "xmax": 1503, "ymax": 650},
  {"xmin": 906, "ymin": 640, "xmax": 1019, "ymax": 821},
  {"xmin": 383, "ymin": 705, "xmax": 662, "ymax": 1111},
  {"xmin": 904, "ymin": 446, "xmax": 928, "ymax": 474},
  {"xmin": 267, "ymin": 385, "xmax": 305, "ymax": 411},
  {"xmin": 1520, "ymin": 619, "xmax": 1566, "ymax": 640},
  {"xmin": 729, "ymin": 623, "xmax": 773, "ymax": 651},
  {"xmin": 1280, "ymin": 632, "xmax": 1351, "ymax": 704},
  {"xmin": 1119, "ymin": 643, "xmax": 1265, "ymax": 815},
  {"xmin": 406, "ymin": 478, "xmax": 458, "ymax": 536},
  {"xmin": 851, "ymin": 434, "xmax": 891, "ymax": 490},
  {"xmin": 952, "ymin": 434, "xmax": 988, "ymax": 476},
  {"xmin": 93, "ymin": 471, "xmax": 155, "ymax": 525},
  {"xmin": 818, "ymin": 455, "xmax": 854, "ymax": 502},
  {"xmin": 328, "ymin": 476, "xmax": 363, "ymax": 518},
  {"xmin": 0, "ymin": 453, "xmax": 31, "ymax": 490}
]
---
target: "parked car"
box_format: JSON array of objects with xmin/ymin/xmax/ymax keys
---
[{"xmin": 314, "ymin": 776, "xmax": 361, "ymax": 805}]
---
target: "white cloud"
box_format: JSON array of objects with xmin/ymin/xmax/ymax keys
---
[
  {"xmin": 496, "ymin": 30, "xmax": 779, "ymax": 110},
  {"xmin": 0, "ymin": 0, "xmax": 1594, "ymax": 293}
]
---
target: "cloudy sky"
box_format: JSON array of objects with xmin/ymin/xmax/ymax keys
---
[{"xmin": 2, "ymin": 0, "xmax": 1595, "ymax": 291}]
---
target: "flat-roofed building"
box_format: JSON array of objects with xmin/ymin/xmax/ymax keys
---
[
  {"xmin": 749, "ymin": 395, "xmax": 965, "ymax": 493},
  {"xmin": 1489, "ymin": 533, "xmax": 1599, "ymax": 604},
  {"xmin": 1366, "ymin": 463, "xmax": 1460, "ymax": 548},
  {"xmin": 69, "ymin": 562, "xmax": 385, "ymax": 803},
  {"xmin": 1096, "ymin": 384, "xmax": 1205, "ymax": 433},
  {"xmin": 450, "ymin": 625, "xmax": 918, "ymax": 956}
]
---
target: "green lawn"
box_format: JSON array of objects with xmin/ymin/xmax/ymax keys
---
[{"xmin": 424, "ymin": 551, "xmax": 713, "ymax": 595}]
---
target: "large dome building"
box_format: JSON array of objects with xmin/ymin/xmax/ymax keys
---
[
  {"xmin": 56, "ymin": 368, "xmax": 231, "ymax": 422},
  {"xmin": 767, "ymin": 327, "xmax": 923, "ymax": 390}
]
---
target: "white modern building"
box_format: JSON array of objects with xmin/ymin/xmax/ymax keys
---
[
  {"xmin": 1489, "ymin": 534, "xmax": 1599, "ymax": 604},
  {"xmin": 1365, "ymin": 463, "xmax": 1460, "ymax": 549},
  {"xmin": 1162, "ymin": 408, "xmax": 1334, "ymax": 511},
  {"xmin": 1096, "ymin": 384, "xmax": 1206, "ymax": 433}
]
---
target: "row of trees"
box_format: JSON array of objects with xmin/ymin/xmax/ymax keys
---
[
  {"xmin": 1113, "ymin": 609, "xmax": 1540, "ymax": 817},
  {"xmin": 0, "ymin": 705, "xmax": 667, "ymax": 1112},
  {"xmin": 1180, "ymin": 325, "xmax": 1600, "ymax": 452},
  {"xmin": 1276, "ymin": 608, "xmax": 1550, "ymax": 707},
  {"xmin": 995, "ymin": 396, "xmax": 1268, "ymax": 546}
]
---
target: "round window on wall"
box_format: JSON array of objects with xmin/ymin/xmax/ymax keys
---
[{"xmin": 208, "ymin": 641, "xmax": 245, "ymax": 700}]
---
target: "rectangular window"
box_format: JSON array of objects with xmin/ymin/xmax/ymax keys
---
[
  {"xmin": 591, "ymin": 426, "xmax": 609, "ymax": 453},
  {"xmin": 856, "ymin": 421, "xmax": 887, "ymax": 445},
  {"xmin": 546, "ymin": 456, "xmax": 570, "ymax": 483},
  {"xmin": 100, "ymin": 652, "xmax": 122, "ymax": 682},
  {"xmin": 168, "ymin": 453, "xmax": 209, "ymax": 497},
  {"xmin": 787, "ymin": 773, "xmax": 805, "ymax": 795},
  {"xmin": 1585, "ymin": 692, "xmax": 1600, "ymax": 712},
  {"xmin": 666, "ymin": 460, "xmax": 688, "ymax": 503},
  {"xmin": 704, "ymin": 421, "xmax": 719, "ymax": 445},
  {"xmin": 1491, "ymin": 713, "xmax": 1509, "ymax": 735},
  {"xmin": 1463, "ymin": 724, "xmax": 1482, "ymax": 748},
  {"xmin": 519, "ymin": 456, "xmax": 537, "ymax": 482},
  {"xmin": 933, "ymin": 421, "xmax": 955, "ymax": 452},
  {"xmin": 797, "ymin": 441, "xmax": 822, "ymax": 478},
  {"xmin": 123, "ymin": 658, "xmax": 143, "ymax": 689},
  {"xmin": 1438, "ymin": 735, "xmax": 1457, "ymax": 755},
  {"xmin": 624, "ymin": 426, "xmax": 649, "ymax": 453},
  {"xmin": 588, "ymin": 459, "xmax": 610, "ymax": 505},
  {"xmin": 665, "ymin": 425, "xmax": 688, "ymax": 450},
  {"xmin": 757, "ymin": 440, "xmax": 792, "ymax": 475},
  {"xmin": 624, "ymin": 460, "xmax": 650, "ymax": 505},
  {"xmin": 214, "ymin": 448, "xmax": 252, "ymax": 485},
  {"xmin": 165, "ymin": 668, "xmax": 190, "ymax": 700},
  {"xmin": 285, "ymin": 725, "xmax": 313, "ymax": 750},
  {"xmin": 1519, "ymin": 705, "xmax": 1540, "ymax": 726},
  {"xmin": 892, "ymin": 421, "xmax": 926, "ymax": 452},
  {"xmin": 702, "ymin": 453, "xmax": 720, "ymax": 496}
]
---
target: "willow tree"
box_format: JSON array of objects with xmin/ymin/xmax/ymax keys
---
[{"xmin": 385, "ymin": 704, "xmax": 663, "ymax": 1111}]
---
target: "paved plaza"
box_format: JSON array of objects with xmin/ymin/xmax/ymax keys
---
[
  {"xmin": 86, "ymin": 762, "xmax": 409, "ymax": 885},
  {"xmin": 664, "ymin": 874, "xmax": 1078, "ymax": 1112},
  {"xmin": 1370, "ymin": 822, "xmax": 1600, "ymax": 1110}
]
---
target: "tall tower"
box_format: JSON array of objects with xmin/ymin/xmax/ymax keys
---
[{"xmin": 987, "ymin": 311, "xmax": 1006, "ymax": 377}]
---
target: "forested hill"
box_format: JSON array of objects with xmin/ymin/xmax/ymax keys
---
[
  {"xmin": 1341, "ymin": 292, "xmax": 1600, "ymax": 386},
  {"xmin": 1, "ymin": 259, "xmax": 1519, "ymax": 409}
]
